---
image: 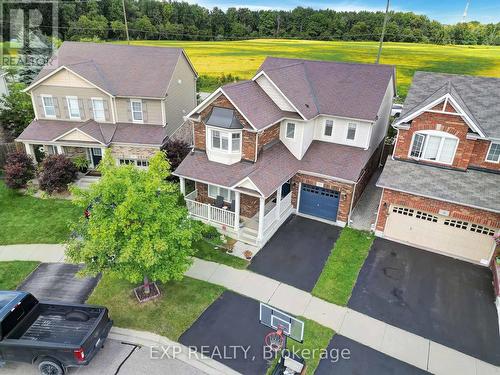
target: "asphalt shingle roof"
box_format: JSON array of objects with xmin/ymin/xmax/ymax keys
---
[
  {"xmin": 399, "ymin": 71, "xmax": 500, "ymax": 138},
  {"xmin": 33, "ymin": 42, "xmax": 190, "ymax": 98},
  {"xmin": 377, "ymin": 157, "xmax": 500, "ymax": 213}
]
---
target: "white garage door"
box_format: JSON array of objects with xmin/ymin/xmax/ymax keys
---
[{"xmin": 384, "ymin": 205, "xmax": 497, "ymax": 265}]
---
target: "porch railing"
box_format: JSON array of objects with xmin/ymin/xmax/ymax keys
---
[
  {"xmin": 263, "ymin": 205, "xmax": 278, "ymax": 230},
  {"xmin": 280, "ymin": 193, "xmax": 292, "ymax": 216},
  {"xmin": 184, "ymin": 189, "xmax": 235, "ymax": 227}
]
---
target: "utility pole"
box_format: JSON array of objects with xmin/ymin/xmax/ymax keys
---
[
  {"xmin": 462, "ymin": 0, "xmax": 471, "ymax": 22},
  {"xmin": 376, "ymin": 0, "xmax": 390, "ymax": 64},
  {"xmin": 122, "ymin": 0, "xmax": 130, "ymax": 45}
]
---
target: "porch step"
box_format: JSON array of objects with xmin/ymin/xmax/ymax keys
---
[
  {"xmin": 75, "ymin": 175, "xmax": 100, "ymax": 189},
  {"xmin": 239, "ymin": 227, "xmax": 258, "ymax": 245}
]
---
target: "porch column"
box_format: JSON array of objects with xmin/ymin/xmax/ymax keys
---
[
  {"xmin": 257, "ymin": 196, "xmax": 265, "ymax": 241},
  {"xmin": 276, "ymin": 185, "xmax": 282, "ymax": 217},
  {"xmin": 234, "ymin": 191, "xmax": 240, "ymax": 231},
  {"xmin": 56, "ymin": 145, "xmax": 63, "ymax": 154},
  {"xmin": 24, "ymin": 143, "xmax": 32, "ymax": 156},
  {"xmin": 179, "ymin": 177, "xmax": 186, "ymax": 196}
]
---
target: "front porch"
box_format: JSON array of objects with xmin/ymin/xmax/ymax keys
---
[
  {"xmin": 180, "ymin": 178, "xmax": 294, "ymax": 247},
  {"xmin": 23, "ymin": 142, "xmax": 104, "ymax": 169}
]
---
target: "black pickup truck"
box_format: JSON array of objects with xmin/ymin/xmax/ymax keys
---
[{"xmin": 0, "ymin": 291, "xmax": 112, "ymax": 375}]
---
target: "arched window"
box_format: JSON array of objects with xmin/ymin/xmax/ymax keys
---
[{"xmin": 409, "ymin": 130, "xmax": 459, "ymax": 165}]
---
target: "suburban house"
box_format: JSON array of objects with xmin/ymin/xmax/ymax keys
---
[
  {"xmin": 174, "ymin": 57, "xmax": 395, "ymax": 246},
  {"xmin": 375, "ymin": 71, "xmax": 500, "ymax": 266},
  {"xmin": 16, "ymin": 42, "xmax": 197, "ymax": 168}
]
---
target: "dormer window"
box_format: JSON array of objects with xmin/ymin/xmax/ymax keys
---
[
  {"xmin": 286, "ymin": 122, "xmax": 295, "ymax": 139},
  {"xmin": 131, "ymin": 99, "xmax": 143, "ymax": 122},
  {"xmin": 324, "ymin": 120, "xmax": 333, "ymax": 137},
  {"xmin": 347, "ymin": 123, "xmax": 357, "ymax": 140},
  {"xmin": 409, "ymin": 130, "xmax": 458, "ymax": 165}
]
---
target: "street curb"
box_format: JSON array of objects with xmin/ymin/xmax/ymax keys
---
[{"xmin": 109, "ymin": 327, "xmax": 241, "ymax": 375}]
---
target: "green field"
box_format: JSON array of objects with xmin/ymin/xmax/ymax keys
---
[{"xmin": 118, "ymin": 39, "xmax": 500, "ymax": 97}]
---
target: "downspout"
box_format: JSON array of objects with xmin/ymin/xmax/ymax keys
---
[
  {"xmin": 254, "ymin": 132, "xmax": 259, "ymax": 162},
  {"xmin": 348, "ymin": 180, "xmax": 357, "ymax": 226}
]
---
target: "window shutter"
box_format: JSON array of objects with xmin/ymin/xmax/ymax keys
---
[
  {"xmin": 127, "ymin": 99, "xmax": 132, "ymax": 121},
  {"xmin": 37, "ymin": 96, "xmax": 45, "ymax": 118},
  {"xmin": 103, "ymin": 100, "xmax": 110, "ymax": 121},
  {"xmin": 62, "ymin": 98, "xmax": 69, "ymax": 119},
  {"xmin": 142, "ymin": 100, "xmax": 148, "ymax": 123},
  {"xmin": 87, "ymin": 99, "xmax": 94, "ymax": 119},
  {"xmin": 78, "ymin": 98, "xmax": 85, "ymax": 119},
  {"xmin": 53, "ymin": 97, "xmax": 61, "ymax": 117}
]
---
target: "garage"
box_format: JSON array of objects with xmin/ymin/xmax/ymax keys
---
[
  {"xmin": 384, "ymin": 205, "xmax": 496, "ymax": 265},
  {"xmin": 298, "ymin": 183, "xmax": 339, "ymax": 222}
]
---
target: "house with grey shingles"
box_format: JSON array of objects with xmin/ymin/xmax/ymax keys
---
[
  {"xmin": 17, "ymin": 42, "xmax": 197, "ymax": 168},
  {"xmin": 375, "ymin": 72, "xmax": 500, "ymax": 266},
  {"xmin": 174, "ymin": 57, "xmax": 395, "ymax": 246}
]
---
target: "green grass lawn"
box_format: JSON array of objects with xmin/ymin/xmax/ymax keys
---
[
  {"xmin": 266, "ymin": 317, "xmax": 334, "ymax": 375},
  {"xmin": 88, "ymin": 274, "xmax": 225, "ymax": 341},
  {"xmin": 194, "ymin": 239, "xmax": 249, "ymax": 269},
  {"xmin": 0, "ymin": 261, "xmax": 39, "ymax": 290},
  {"xmin": 313, "ymin": 227, "xmax": 374, "ymax": 306},
  {"xmin": 116, "ymin": 39, "xmax": 500, "ymax": 97},
  {"xmin": 0, "ymin": 181, "xmax": 80, "ymax": 245}
]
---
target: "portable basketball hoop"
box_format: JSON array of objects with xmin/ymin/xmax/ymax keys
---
[{"xmin": 264, "ymin": 327, "xmax": 285, "ymax": 352}]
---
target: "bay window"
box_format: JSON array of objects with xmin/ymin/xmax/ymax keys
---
[
  {"xmin": 347, "ymin": 122, "xmax": 357, "ymax": 140},
  {"xmin": 486, "ymin": 142, "xmax": 500, "ymax": 163},
  {"xmin": 208, "ymin": 185, "xmax": 235, "ymax": 202},
  {"xmin": 409, "ymin": 130, "xmax": 458, "ymax": 164},
  {"xmin": 210, "ymin": 129, "xmax": 241, "ymax": 153}
]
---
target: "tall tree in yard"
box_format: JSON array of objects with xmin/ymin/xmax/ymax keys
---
[{"xmin": 66, "ymin": 150, "xmax": 200, "ymax": 293}]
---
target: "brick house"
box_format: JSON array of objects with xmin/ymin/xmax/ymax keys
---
[
  {"xmin": 17, "ymin": 42, "xmax": 197, "ymax": 167},
  {"xmin": 375, "ymin": 72, "xmax": 500, "ymax": 266},
  {"xmin": 174, "ymin": 57, "xmax": 395, "ymax": 246}
]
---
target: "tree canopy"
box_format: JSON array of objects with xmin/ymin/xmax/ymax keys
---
[{"xmin": 66, "ymin": 150, "xmax": 200, "ymax": 284}]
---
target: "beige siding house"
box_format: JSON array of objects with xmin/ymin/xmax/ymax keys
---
[{"xmin": 18, "ymin": 42, "xmax": 197, "ymax": 168}]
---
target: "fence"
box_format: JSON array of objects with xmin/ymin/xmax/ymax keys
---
[{"xmin": 0, "ymin": 142, "xmax": 20, "ymax": 168}]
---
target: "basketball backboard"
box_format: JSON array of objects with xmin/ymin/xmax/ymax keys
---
[{"xmin": 259, "ymin": 302, "xmax": 304, "ymax": 343}]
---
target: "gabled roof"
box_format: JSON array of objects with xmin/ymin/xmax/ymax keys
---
[
  {"xmin": 396, "ymin": 71, "xmax": 500, "ymax": 139},
  {"xmin": 29, "ymin": 42, "xmax": 195, "ymax": 98},
  {"xmin": 257, "ymin": 57, "xmax": 395, "ymax": 122}
]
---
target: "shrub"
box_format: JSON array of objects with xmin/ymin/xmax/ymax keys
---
[
  {"xmin": 38, "ymin": 154, "xmax": 78, "ymax": 193},
  {"xmin": 3, "ymin": 151, "xmax": 35, "ymax": 189},
  {"xmin": 161, "ymin": 139, "xmax": 190, "ymax": 179}
]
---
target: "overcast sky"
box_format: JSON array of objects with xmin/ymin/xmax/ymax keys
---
[{"xmin": 189, "ymin": 0, "xmax": 500, "ymax": 24}]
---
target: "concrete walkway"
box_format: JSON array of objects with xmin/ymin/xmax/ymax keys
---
[
  {"xmin": 349, "ymin": 168, "xmax": 383, "ymax": 231},
  {"xmin": 1, "ymin": 245, "xmax": 498, "ymax": 375}
]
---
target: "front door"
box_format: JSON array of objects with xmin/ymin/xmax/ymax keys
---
[{"xmin": 91, "ymin": 148, "xmax": 102, "ymax": 167}]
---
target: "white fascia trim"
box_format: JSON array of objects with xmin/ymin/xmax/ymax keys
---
[
  {"xmin": 377, "ymin": 185, "xmax": 500, "ymax": 214},
  {"xmin": 110, "ymin": 142, "xmax": 162, "ymax": 148},
  {"xmin": 170, "ymin": 173, "xmax": 242, "ymax": 193},
  {"xmin": 296, "ymin": 170, "xmax": 356, "ymax": 185},
  {"xmin": 19, "ymin": 139, "xmax": 104, "ymax": 148},
  {"xmin": 52, "ymin": 127, "xmax": 105, "ymax": 145},
  {"xmin": 231, "ymin": 176, "xmax": 264, "ymax": 197},
  {"xmin": 24, "ymin": 66, "xmax": 114, "ymax": 97},
  {"xmin": 252, "ymin": 71, "xmax": 307, "ymax": 120},
  {"xmin": 185, "ymin": 88, "xmax": 223, "ymax": 119},
  {"xmin": 393, "ymin": 94, "xmax": 486, "ymax": 138},
  {"xmin": 116, "ymin": 95, "xmax": 165, "ymax": 100}
]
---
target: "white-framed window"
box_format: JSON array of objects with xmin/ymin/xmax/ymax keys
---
[
  {"xmin": 347, "ymin": 123, "xmax": 357, "ymax": 140},
  {"xmin": 66, "ymin": 96, "xmax": 80, "ymax": 119},
  {"xmin": 92, "ymin": 98, "xmax": 105, "ymax": 121},
  {"xmin": 119, "ymin": 158, "xmax": 149, "ymax": 168},
  {"xmin": 409, "ymin": 130, "xmax": 458, "ymax": 165},
  {"xmin": 41, "ymin": 95, "xmax": 56, "ymax": 117},
  {"xmin": 131, "ymin": 99, "xmax": 143, "ymax": 122},
  {"xmin": 324, "ymin": 120, "xmax": 333, "ymax": 137},
  {"xmin": 208, "ymin": 185, "xmax": 235, "ymax": 202},
  {"xmin": 486, "ymin": 142, "xmax": 500, "ymax": 163},
  {"xmin": 286, "ymin": 122, "xmax": 295, "ymax": 139},
  {"xmin": 210, "ymin": 129, "xmax": 241, "ymax": 153}
]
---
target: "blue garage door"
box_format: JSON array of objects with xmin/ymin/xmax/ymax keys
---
[{"xmin": 299, "ymin": 184, "xmax": 339, "ymax": 221}]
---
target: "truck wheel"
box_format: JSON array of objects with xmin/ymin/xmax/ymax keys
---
[
  {"xmin": 38, "ymin": 360, "xmax": 64, "ymax": 375},
  {"xmin": 65, "ymin": 310, "xmax": 89, "ymax": 322}
]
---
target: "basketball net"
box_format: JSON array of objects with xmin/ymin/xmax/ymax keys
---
[{"xmin": 264, "ymin": 327, "xmax": 285, "ymax": 352}]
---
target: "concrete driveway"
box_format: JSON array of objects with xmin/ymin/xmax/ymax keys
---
[
  {"xmin": 249, "ymin": 215, "xmax": 340, "ymax": 291},
  {"xmin": 180, "ymin": 291, "xmax": 275, "ymax": 375},
  {"xmin": 16, "ymin": 263, "xmax": 100, "ymax": 304},
  {"xmin": 1, "ymin": 339, "xmax": 205, "ymax": 375},
  {"xmin": 348, "ymin": 238, "xmax": 500, "ymax": 365},
  {"xmin": 315, "ymin": 335, "xmax": 428, "ymax": 374}
]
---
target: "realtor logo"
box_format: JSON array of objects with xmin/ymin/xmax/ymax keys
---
[{"xmin": 0, "ymin": 0, "xmax": 58, "ymax": 69}]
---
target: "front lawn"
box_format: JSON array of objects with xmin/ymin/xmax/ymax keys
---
[
  {"xmin": 0, "ymin": 181, "xmax": 80, "ymax": 245},
  {"xmin": 88, "ymin": 274, "xmax": 225, "ymax": 341},
  {"xmin": 312, "ymin": 227, "xmax": 374, "ymax": 306},
  {"xmin": 267, "ymin": 317, "xmax": 334, "ymax": 375},
  {"xmin": 0, "ymin": 261, "xmax": 39, "ymax": 289},
  {"xmin": 194, "ymin": 239, "xmax": 249, "ymax": 269}
]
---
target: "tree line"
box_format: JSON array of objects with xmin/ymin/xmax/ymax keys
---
[{"xmin": 4, "ymin": 0, "xmax": 498, "ymax": 45}]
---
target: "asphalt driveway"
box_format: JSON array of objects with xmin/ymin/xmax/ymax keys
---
[
  {"xmin": 249, "ymin": 215, "xmax": 340, "ymax": 291},
  {"xmin": 179, "ymin": 291, "xmax": 276, "ymax": 375},
  {"xmin": 315, "ymin": 335, "xmax": 428, "ymax": 374},
  {"xmin": 348, "ymin": 238, "xmax": 500, "ymax": 365},
  {"xmin": 17, "ymin": 263, "xmax": 100, "ymax": 303}
]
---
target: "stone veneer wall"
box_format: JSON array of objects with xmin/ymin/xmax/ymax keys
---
[
  {"xmin": 110, "ymin": 145, "xmax": 159, "ymax": 160},
  {"xmin": 62, "ymin": 146, "xmax": 86, "ymax": 158}
]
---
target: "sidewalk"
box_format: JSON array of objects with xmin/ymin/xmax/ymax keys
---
[{"xmin": 1, "ymin": 245, "xmax": 498, "ymax": 375}]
